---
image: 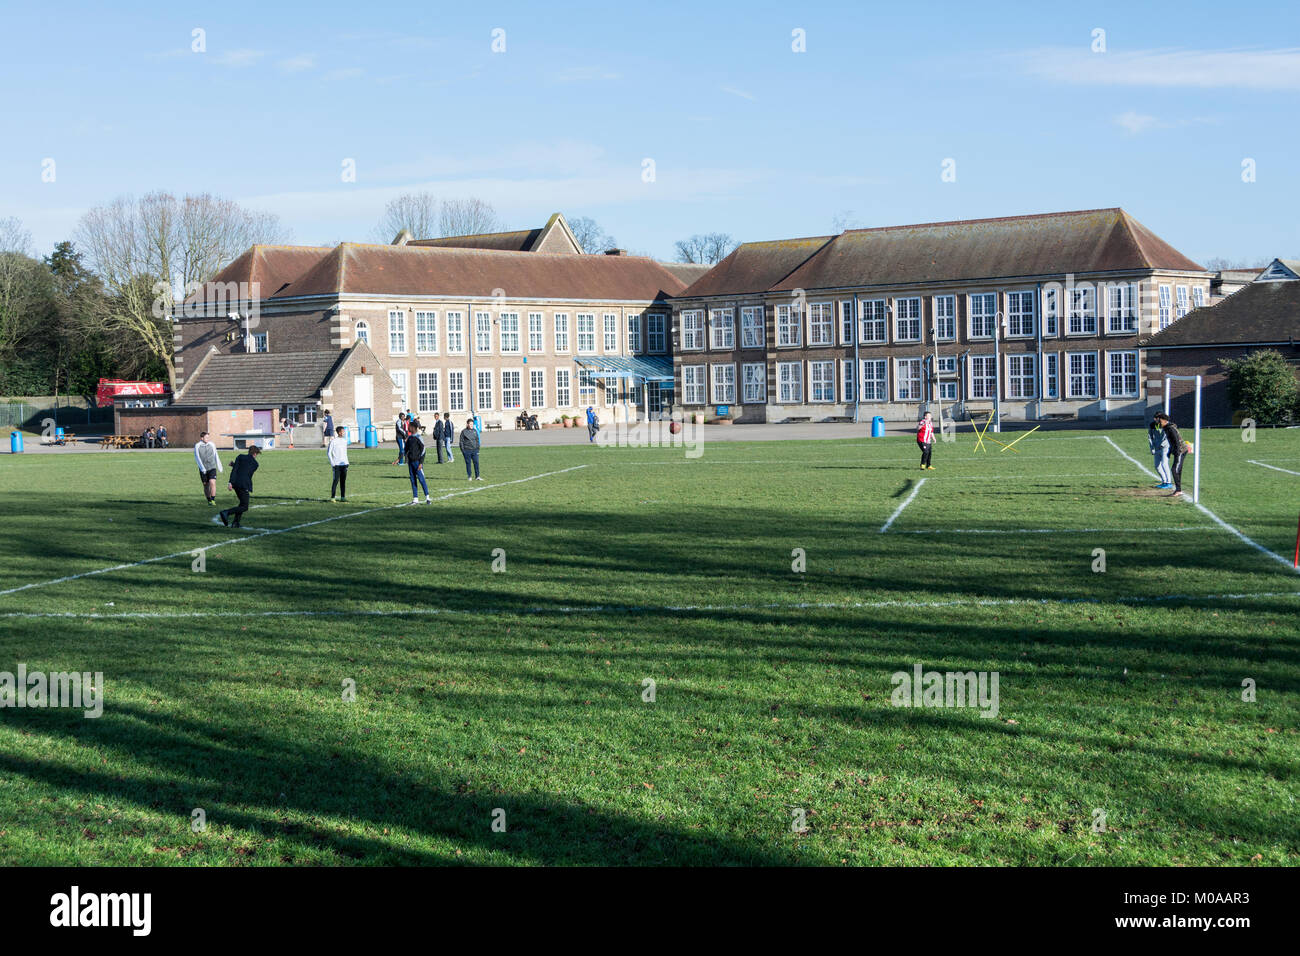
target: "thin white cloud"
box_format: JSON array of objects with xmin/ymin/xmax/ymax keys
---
[
  {"xmin": 1017, "ymin": 46, "xmax": 1300, "ymax": 89},
  {"xmin": 1116, "ymin": 110, "xmax": 1159, "ymax": 135},
  {"xmin": 278, "ymin": 54, "xmax": 316, "ymax": 73},
  {"xmin": 214, "ymin": 49, "xmax": 266, "ymax": 68},
  {"xmin": 721, "ymin": 85, "xmax": 756, "ymax": 100}
]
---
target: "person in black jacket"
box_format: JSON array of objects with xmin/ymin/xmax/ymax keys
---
[
  {"xmin": 432, "ymin": 415, "xmax": 446, "ymax": 464},
  {"xmin": 219, "ymin": 445, "xmax": 261, "ymax": 527},
  {"xmin": 459, "ymin": 419, "xmax": 482, "ymax": 480},
  {"xmin": 406, "ymin": 424, "xmax": 430, "ymax": 503},
  {"xmin": 1153, "ymin": 412, "xmax": 1189, "ymax": 496}
]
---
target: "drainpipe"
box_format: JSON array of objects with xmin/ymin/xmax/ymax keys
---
[
  {"xmin": 852, "ymin": 297, "xmax": 860, "ymax": 424},
  {"xmin": 1035, "ymin": 281, "xmax": 1044, "ymax": 420}
]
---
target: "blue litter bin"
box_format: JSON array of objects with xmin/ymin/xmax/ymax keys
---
[
  {"xmin": 871, "ymin": 416, "xmax": 886, "ymax": 438},
  {"xmin": 55, "ymin": 426, "xmax": 65, "ymax": 440},
  {"xmin": 472, "ymin": 415, "xmax": 481, "ymax": 434},
  {"xmin": 364, "ymin": 424, "xmax": 378, "ymax": 448},
  {"xmin": 9, "ymin": 431, "xmax": 23, "ymax": 453}
]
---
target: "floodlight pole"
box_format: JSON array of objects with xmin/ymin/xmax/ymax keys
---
[
  {"xmin": 1163, "ymin": 374, "xmax": 1202, "ymax": 504},
  {"xmin": 931, "ymin": 323, "xmax": 943, "ymax": 427}
]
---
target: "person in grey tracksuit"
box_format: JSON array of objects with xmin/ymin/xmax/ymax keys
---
[
  {"xmin": 194, "ymin": 432, "xmax": 223, "ymax": 504},
  {"xmin": 1147, "ymin": 419, "xmax": 1172, "ymax": 488}
]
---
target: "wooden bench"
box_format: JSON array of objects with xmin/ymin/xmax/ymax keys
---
[{"xmin": 484, "ymin": 421, "xmax": 503, "ymax": 431}]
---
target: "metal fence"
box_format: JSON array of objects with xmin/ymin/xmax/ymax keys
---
[{"xmin": 0, "ymin": 403, "xmax": 114, "ymax": 431}]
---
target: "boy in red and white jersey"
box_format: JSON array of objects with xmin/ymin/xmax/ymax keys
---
[{"xmin": 916, "ymin": 412, "xmax": 935, "ymax": 470}]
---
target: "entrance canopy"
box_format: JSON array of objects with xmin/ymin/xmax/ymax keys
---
[{"xmin": 574, "ymin": 355, "xmax": 674, "ymax": 383}]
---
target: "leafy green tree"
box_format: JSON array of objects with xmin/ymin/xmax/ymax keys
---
[{"xmin": 1223, "ymin": 349, "xmax": 1299, "ymax": 425}]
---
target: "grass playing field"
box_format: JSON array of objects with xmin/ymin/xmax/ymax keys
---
[{"xmin": 0, "ymin": 426, "xmax": 1297, "ymax": 866}]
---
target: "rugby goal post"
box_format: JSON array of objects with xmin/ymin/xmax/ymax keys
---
[{"xmin": 1163, "ymin": 374, "xmax": 1202, "ymax": 504}]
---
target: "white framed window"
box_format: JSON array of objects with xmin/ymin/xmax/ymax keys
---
[
  {"xmin": 776, "ymin": 304, "xmax": 802, "ymax": 347},
  {"xmin": 682, "ymin": 365, "xmax": 707, "ymax": 405},
  {"xmin": 1158, "ymin": 285, "xmax": 1172, "ymax": 329},
  {"xmin": 1043, "ymin": 289, "xmax": 1059, "ymax": 337},
  {"xmin": 861, "ymin": 359, "xmax": 887, "ymax": 401},
  {"xmin": 1176, "ymin": 285, "xmax": 1189, "ymax": 318},
  {"xmin": 1107, "ymin": 350, "xmax": 1139, "ymax": 397},
  {"xmin": 776, "ymin": 361, "xmax": 802, "ymax": 403},
  {"xmin": 390, "ymin": 369, "xmax": 408, "ymax": 405},
  {"xmin": 1106, "ymin": 283, "xmax": 1137, "ymax": 334},
  {"xmin": 936, "ymin": 356, "xmax": 957, "ymax": 374},
  {"xmin": 603, "ymin": 312, "xmax": 619, "ymax": 352},
  {"xmin": 530, "ymin": 368, "xmax": 545, "ymax": 408},
  {"xmin": 841, "ymin": 359, "xmax": 855, "ymax": 401},
  {"xmin": 681, "ymin": 310, "xmax": 704, "ymax": 350},
  {"xmin": 388, "ymin": 310, "xmax": 407, "ymax": 354},
  {"xmin": 969, "ymin": 355, "xmax": 996, "ymax": 399},
  {"xmin": 628, "ymin": 381, "xmax": 643, "ymax": 407},
  {"xmin": 647, "ymin": 313, "xmax": 666, "ymax": 353},
  {"xmin": 626, "ymin": 313, "xmax": 641, "ymax": 354},
  {"xmin": 577, "ymin": 368, "xmax": 597, "ymax": 406},
  {"xmin": 417, "ymin": 370, "xmax": 440, "ymax": 413},
  {"xmin": 710, "ymin": 308, "xmax": 735, "ymax": 350},
  {"xmin": 742, "ymin": 363, "xmax": 766, "ymax": 403},
  {"xmin": 1192, "ymin": 286, "xmax": 1206, "ymax": 309},
  {"xmin": 302, "ymin": 405, "xmax": 317, "ymax": 424},
  {"xmin": 475, "ymin": 311, "xmax": 492, "ymax": 353},
  {"xmin": 1066, "ymin": 351, "xmax": 1098, "ymax": 398},
  {"xmin": 577, "ymin": 313, "xmax": 597, "ymax": 353},
  {"xmin": 354, "ymin": 320, "xmax": 369, "ymax": 345},
  {"xmin": 933, "ymin": 295, "xmax": 956, "ymax": 340},
  {"xmin": 1044, "ymin": 353, "xmax": 1059, "ymax": 399},
  {"xmin": 604, "ymin": 374, "xmax": 617, "ymax": 407},
  {"xmin": 1007, "ymin": 354, "xmax": 1036, "ymax": 399},
  {"xmin": 741, "ymin": 306, "xmax": 764, "ymax": 348},
  {"xmin": 859, "ymin": 299, "xmax": 887, "ymax": 343},
  {"xmin": 286, "ymin": 404, "xmax": 299, "ymax": 422},
  {"xmin": 968, "ymin": 293, "xmax": 997, "ymax": 339},
  {"xmin": 1067, "ymin": 287, "xmax": 1097, "ymax": 335},
  {"xmin": 501, "ymin": 369, "xmax": 522, "ymax": 409},
  {"xmin": 938, "ymin": 381, "xmax": 958, "ymax": 400},
  {"xmin": 809, "ymin": 302, "xmax": 834, "ymax": 347},
  {"xmin": 895, "ymin": 357, "xmax": 923, "ymax": 401},
  {"xmin": 446, "ymin": 312, "xmax": 464, "ymax": 353},
  {"xmin": 555, "ymin": 368, "xmax": 571, "ymax": 407},
  {"xmin": 711, "ymin": 363, "xmax": 736, "ymax": 404},
  {"xmin": 554, "ymin": 313, "xmax": 570, "ymax": 353},
  {"xmin": 415, "ymin": 311, "xmax": 438, "ymax": 354},
  {"xmin": 809, "ymin": 360, "xmax": 835, "ymax": 402},
  {"xmin": 499, "ymin": 312, "xmax": 521, "ymax": 353},
  {"xmin": 528, "ymin": 312, "xmax": 544, "ymax": 353},
  {"xmin": 476, "ymin": 369, "xmax": 494, "ymax": 409},
  {"xmin": 251, "ymin": 332, "xmax": 268, "ymax": 352},
  {"xmin": 448, "ymin": 370, "xmax": 466, "ymax": 411},
  {"xmin": 1007, "ymin": 291, "xmax": 1036, "ymax": 337},
  {"xmin": 839, "ymin": 300, "xmax": 856, "ymax": 344},
  {"xmin": 894, "ymin": 297, "xmax": 921, "ymax": 342}
]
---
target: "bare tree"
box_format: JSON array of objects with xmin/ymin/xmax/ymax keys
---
[
  {"xmin": 1202, "ymin": 256, "xmax": 1260, "ymax": 272},
  {"xmin": 568, "ymin": 216, "xmax": 617, "ymax": 254},
  {"xmin": 373, "ymin": 191, "xmax": 440, "ymax": 241},
  {"xmin": 0, "ymin": 217, "xmax": 31, "ymax": 255},
  {"xmin": 0, "ymin": 251, "xmax": 54, "ymax": 363},
  {"xmin": 832, "ymin": 210, "xmax": 861, "ymax": 232},
  {"xmin": 74, "ymin": 192, "xmax": 288, "ymax": 389},
  {"xmin": 673, "ymin": 233, "xmax": 738, "ymax": 265},
  {"xmin": 439, "ymin": 198, "xmax": 503, "ymax": 237}
]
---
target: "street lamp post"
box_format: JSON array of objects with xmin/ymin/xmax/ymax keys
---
[{"xmin": 992, "ymin": 310, "xmax": 1004, "ymax": 434}]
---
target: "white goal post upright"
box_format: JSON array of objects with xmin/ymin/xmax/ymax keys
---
[{"xmin": 1163, "ymin": 374, "xmax": 1202, "ymax": 504}]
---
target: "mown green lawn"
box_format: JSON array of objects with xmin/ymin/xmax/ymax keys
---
[{"xmin": 0, "ymin": 427, "xmax": 1296, "ymax": 865}]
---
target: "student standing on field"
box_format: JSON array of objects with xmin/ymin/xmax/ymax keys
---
[
  {"xmin": 321, "ymin": 409, "xmax": 334, "ymax": 447},
  {"xmin": 1153, "ymin": 412, "xmax": 1189, "ymax": 496},
  {"xmin": 393, "ymin": 413, "xmax": 408, "ymax": 466},
  {"xmin": 916, "ymin": 411, "xmax": 935, "ymax": 470},
  {"xmin": 441, "ymin": 412, "xmax": 455, "ymax": 462},
  {"xmin": 194, "ymin": 431, "xmax": 223, "ymax": 504},
  {"xmin": 432, "ymin": 415, "xmax": 446, "ymax": 464},
  {"xmin": 1148, "ymin": 418, "xmax": 1173, "ymax": 489},
  {"xmin": 405, "ymin": 423, "xmax": 431, "ymax": 503},
  {"xmin": 459, "ymin": 418, "xmax": 482, "ymax": 480},
  {"xmin": 219, "ymin": 445, "xmax": 261, "ymax": 528},
  {"xmin": 327, "ymin": 426, "xmax": 350, "ymax": 501}
]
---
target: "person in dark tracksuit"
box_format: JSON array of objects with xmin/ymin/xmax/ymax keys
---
[
  {"xmin": 459, "ymin": 419, "xmax": 482, "ymax": 480},
  {"xmin": 432, "ymin": 415, "xmax": 446, "ymax": 464},
  {"xmin": 1153, "ymin": 412, "xmax": 1189, "ymax": 496},
  {"xmin": 219, "ymin": 445, "xmax": 261, "ymax": 527},
  {"xmin": 442, "ymin": 412, "xmax": 455, "ymax": 462},
  {"xmin": 406, "ymin": 424, "xmax": 430, "ymax": 503}
]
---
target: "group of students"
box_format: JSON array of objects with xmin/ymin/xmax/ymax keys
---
[
  {"xmin": 141, "ymin": 425, "xmax": 168, "ymax": 448},
  {"xmin": 193, "ymin": 430, "xmax": 260, "ymax": 528},
  {"xmin": 391, "ymin": 413, "xmax": 484, "ymax": 503}
]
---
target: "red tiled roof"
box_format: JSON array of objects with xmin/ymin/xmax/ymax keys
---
[
  {"xmin": 190, "ymin": 245, "xmax": 333, "ymax": 303},
  {"xmin": 678, "ymin": 236, "xmax": 835, "ymax": 297}
]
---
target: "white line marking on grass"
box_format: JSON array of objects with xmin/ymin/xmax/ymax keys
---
[
  {"xmin": 880, "ymin": 478, "xmax": 926, "ymax": 532},
  {"xmin": 1102, "ymin": 436, "xmax": 1158, "ymax": 480},
  {"xmin": 0, "ymin": 465, "xmax": 589, "ymax": 598},
  {"xmin": 1248, "ymin": 460, "xmax": 1300, "ymax": 477},
  {"xmin": 925, "ymin": 472, "xmax": 1132, "ymax": 481},
  {"xmin": 893, "ymin": 526, "xmax": 1215, "ymax": 535}
]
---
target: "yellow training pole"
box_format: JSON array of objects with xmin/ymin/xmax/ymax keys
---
[{"xmin": 998, "ymin": 424, "xmax": 1041, "ymax": 452}]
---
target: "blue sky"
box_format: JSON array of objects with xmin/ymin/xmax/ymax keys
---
[{"xmin": 3, "ymin": 0, "xmax": 1298, "ymax": 264}]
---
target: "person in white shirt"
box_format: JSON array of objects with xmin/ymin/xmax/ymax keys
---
[
  {"xmin": 327, "ymin": 426, "xmax": 350, "ymax": 502},
  {"xmin": 193, "ymin": 431, "xmax": 223, "ymax": 505}
]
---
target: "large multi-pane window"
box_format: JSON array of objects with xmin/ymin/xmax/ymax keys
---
[
  {"xmin": 528, "ymin": 312, "xmax": 544, "ymax": 352},
  {"xmin": 251, "ymin": 332, "xmax": 268, "ymax": 352},
  {"xmin": 476, "ymin": 369, "xmax": 494, "ymax": 409},
  {"xmin": 1043, "ymin": 289, "xmax": 1059, "ymax": 337},
  {"xmin": 776, "ymin": 304, "xmax": 802, "ymax": 347},
  {"xmin": 530, "ymin": 369, "xmax": 545, "ymax": 408},
  {"xmin": 355, "ymin": 320, "xmax": 369, "ymax": 345},
  {"xmin": 809, "ymin": 360, "xmax": 835, "ymax": 401},
  {"xmin": 680, "ymin": 310, "xmax": 704, "ymax": 350},
  {"xmin": 1044, "ymin": 354, "xmax": 1059, "ymax": 399},
  {"xmin": 647, "ymin": 313, "xmax": 666, "ymax": 353},
  {"xmin": 1176, "ymin": 285, "xmax": 1189, "ymax": 318},
  {"xmin": 626, "ymin": 314, "xmax": 641, "ymax": 353},
  {"xmin": 388, "ymin": 310, "xmax": 407, "ymax": 353},
  {"xmin": 969, "ymin": 293, "xmax": 997, "ymax": 339},
  {"xmin": 577, "ymin": 313, "xmax": 596, "ymax": 353},
  {"xmin": 555, "ymin": 368, "xmax": 571, "ymax": 407},
  {"xmin": 415, "ymin": 311, "xmax": 438, "ymax": 354},
  {"xmin": 501, "ymin": 370, "xmax": 522, "ymax": 409},
  {"xmin": 1158, "ymin": 285, "xmax": 1172, "ymax": 329},
  {"xmin": 861, "ymin": 360, "xmax": 887, "ymax": 401},
  {"xmin": 417, "ymin": 371, "xmax": 439, "ymax": 413},
  {"xmin": 896, "ymin": 358, "xmax": 923, "ymax": 401},
  {"xmin": 390, "ymin": 370, "xmax": 408, "ymax": 406},
  {"xmin": 742, "ymin": 363, "xmax": 766, "ymax": 403},
  {"xmin": 933, "ymin": 295, "xmax": 956, "ymax": 340},
  {"xmin": 1192, "ymin": 286, "xmax": 1206, "ymax": 309},
  {"xmin": 1108, "ymin": 351, "xmax": 1138, "ymax": 397},
  {"xmin": 841, "ymin": 360, "xmax": 855, "ymax": 401},
  {"xmin": 1007, "ymin": 291, "xmax": 1036, "ymax": 337},
  {"xmin": 776, "ymin": 361, "xmax": 802, "ymax": 403},
  {"xmin": 475, "ymin": 312, "xmax": 492, "ymax": 352},
  {"xmin": 1007, "ymin": 354, "xmax": 1036, "ymax": 399},
  {"xmin": 860, "ymin": 300, "xmax": 887, "ymax": 343},
  {"xmin": 554, "ymin": 313, "xmax": 570, "ymax": 352},
  {"xmin": 499, "ymin": 313, "xmax": 521, "ymax": 353},
  {"xmin": 603, "ymin": 313, "xmax": 619, "ymax": 352},
  {"xmin": 710, "ymin": 309, "xmax": 735, "ymax": 350},
  {"xmin": 809, "ymin": 303, "xmax": 834, "ymax": 346},
  {"xmin": 1067, "ymin": 287, "xmax": 1097, "ymax": 334},
  {"xmin": 682, "ymin": 365, "xmax": 707, "ymax": 405},
  {"xmin": 1067, "ymin": 352, "xmax": 1098, "ymax": 398},
  {"xmin": 446, "ymin": 312, "xmax": 464, "ymax": 353},
  {"xmin": 840, "ymin": 301, "xmax": 856, "ymax": 344},
  {"xmin": 969, "ymin": 355, "xmax": 997, "ymax": 399},
  {"xmin": 711, "ymin": 364, "xmax": 736, "ymax": 404},
  {"xmin": 1106, "ymin": 283, "xmax": 1137, "ymax": 334},
  {"xmin": 448, "ymin": 370, "xmax": 466, "ymax": 411},
  {"xmin": 576, "ymin": 368, "xmax": 597, "ymax": 406},
  {"xmin": 894, "ymin": 298, "xmax": 922, "ymax": 342},
  {"xmin": 741, "ymin": 307, "xmax": 764, "ymax": 348}
]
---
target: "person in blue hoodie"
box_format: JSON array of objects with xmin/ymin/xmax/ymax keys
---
[{"xmin": 586, "ymin": 406, "xmax": 599, "ymax": 443}]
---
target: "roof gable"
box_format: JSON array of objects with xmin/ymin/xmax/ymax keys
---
[
  {"xmin": 176, "ymin": 350, "xmax": 347, "ymax": 406},
  {"xmin": 678, "ymin": 236, "xmax": 835, "ymax": 298},
  {"xmin": 1257, "ymin": 258, "xmax": 1300, "ymax": 282}
]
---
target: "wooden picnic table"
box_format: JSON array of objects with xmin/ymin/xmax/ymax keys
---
[{"xmin": 101, "ymin": 435, "xmax": 140, "ymax": 449}]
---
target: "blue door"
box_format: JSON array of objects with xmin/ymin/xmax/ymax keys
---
[{"xmin": 357, "ymin": 408, "xmax": 372, "ymax": 430}]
